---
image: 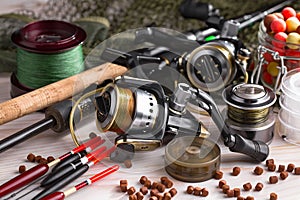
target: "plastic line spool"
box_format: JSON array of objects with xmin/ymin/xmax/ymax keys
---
[
  {"xmin": 11, "ymin": 20, "xmax": 86, "ymax": 97},
  {"xmin": 278, "ymin": 69, "xmax": 300, "ymax": 145},
  {"xmin": 164, "ymin": 136, "xmax": 220, "ymax": 182},
  {"xmin": 222, "ymin": 83, "xmax": 276, "ymax": 144}
]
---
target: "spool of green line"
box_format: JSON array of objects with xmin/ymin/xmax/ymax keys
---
[{"xmin": 11, "ymin": 20, "xmax": 86, "ymax": 97}]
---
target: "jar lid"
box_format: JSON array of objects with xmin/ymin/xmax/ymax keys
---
[
  {"xmin": 281, "ymin": 68, "xmax": 300, "ymax": 99},
  {"xmin": 222, "ymin": 83, "xmax": 276, "ymax": 110},
  {"xmin": 11, "ymin": 20, "xmax": 86, "ymax": 53}
]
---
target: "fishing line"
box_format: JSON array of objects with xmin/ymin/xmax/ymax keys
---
[
  {"xmin": 11, "ymin": 20, "xmax": 86, "ymax": 96},
  {"xmin": 16, "ymin": 45, "xmax": 84, "ymax": 89}
]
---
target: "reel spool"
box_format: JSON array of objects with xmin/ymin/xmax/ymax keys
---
[
  {"xmin": 165, "ymin": 136, "xmax": 220, "ymax": 182},
  {"xmin": 11, "ymin": 20, "xmax": 86, "ymax": 97},
  {"xmin": 95, "ymin": 83, "xmax": 159, "ymax": 135},
  {"xmin": 94, "ymin": 77, "xmax": 169, "ymax": 156},
  {"xmin": 222, "ymin": 83, "xmax": 277, "ymax": 143}
]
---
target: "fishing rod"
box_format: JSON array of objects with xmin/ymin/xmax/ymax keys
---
[{"xmin": 179, "ymin": 0, "xmax": 297, "ymax": 41}]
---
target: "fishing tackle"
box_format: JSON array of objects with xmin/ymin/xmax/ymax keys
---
[
  {"xmin": 39, "ymin": 165, "xmax": 119, "ymax": 200},
  {"xmin": 0, "ymin": 136, "xmax": 103, "ymax": 198},
  {"xmin": 72, "ymin": 76, "xmax": 269, "ymax": 163}
]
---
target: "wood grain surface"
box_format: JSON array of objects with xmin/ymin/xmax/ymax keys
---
[
  {"xmin": 1, "ymin": 72, "xmax": 300, "ymax": 200},
  {"xmin": 1, "ymin": 1, "xmax": 300, "ymax": 199}
]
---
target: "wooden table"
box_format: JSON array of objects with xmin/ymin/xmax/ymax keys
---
[{"xmin": 1, "ymin": 72, "xmax": 300, "ymax": 200}]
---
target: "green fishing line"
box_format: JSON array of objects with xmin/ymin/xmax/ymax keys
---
[{"xmin": 16, "ymin": 45, "xmax": 84, "ymax": 89}]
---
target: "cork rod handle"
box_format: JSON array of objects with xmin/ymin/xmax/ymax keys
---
[{"xmin": 0, "ymin": 63, "xmax": 127, "ymax": 125}]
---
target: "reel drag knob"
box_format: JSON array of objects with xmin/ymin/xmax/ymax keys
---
[{"xmin": 186, "ymin": 41, "xmax": 236, "ymax": 92}]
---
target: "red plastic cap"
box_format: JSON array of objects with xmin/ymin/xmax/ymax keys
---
[{"xmin": 11, "ymin": 20, "xmax": 86, "ymax": 53}]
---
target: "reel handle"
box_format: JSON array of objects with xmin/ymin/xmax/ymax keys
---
[
  {"xmin": 189, "ymin": 85, "xmax": 269, "ymax": 162},
  {"xmin": 228, "ymin": 134, "xmax": 269, "ymax": 162}
]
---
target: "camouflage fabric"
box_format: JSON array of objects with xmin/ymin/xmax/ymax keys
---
[{"xmin": 0, "ymin": 0, "xmax": 299, "ymax": 72}]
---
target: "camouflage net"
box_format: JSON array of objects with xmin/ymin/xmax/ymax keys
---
[{"xmin": 0, "ymin": 0, "xmax": 299, "ymax": 71}]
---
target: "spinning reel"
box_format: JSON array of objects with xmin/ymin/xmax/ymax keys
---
[
  {"xmin": 102, "ymin": 29, "xmax": 251, "ymax": 93},
  {"xmin": 93, "ymin": 76, "xmax": 269, "ymax": 163},
  {"xmin": 137, "ymin": 28, "xmax": 250, "ymax": 92}
]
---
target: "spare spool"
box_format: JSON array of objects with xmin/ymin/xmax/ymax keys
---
[
  {"xmin": 222, "ymin": 83, "xmax": 276, "ymax": 143},
  {"xmin": 164, "ymin": 136, "xmax": 220, "ymax": 182},
  {"xmin": 11, "ymin": 20, "xmax": 86, "ymax": 97}
]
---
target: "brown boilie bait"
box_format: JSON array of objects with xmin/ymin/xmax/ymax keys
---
[
  {"xmin": 157, "ymin": 183, "xmax": 166, "ymax": 193},
  {"xmin": 160, "ymin": 177, "xmax": 168, "ymax": 184},
  {"xmin": 294, "ymin": 167, "xmax": 300, "ymax": 175},
  {"xmin": 266, "ymin": 159, "xmax": 274, "ymax": 167},
  {"xmin": 280, "ymin": 171, "xmax": 289, "ymax": 180},
  {"xmin": 222, "ymin": 185, "xmax": 230, "ymax": 194},
  {"xmin": 218, "ymin": 180, "xmax": 227, "ymax": 188},
  {"xmin": 243, "ymin": 183, "xmax": 252, "ymax": 191},
  {"xmin": 152, "ymin": 182, "xmax": 159, "ymax": 189},
  {"xmin": 150, "ymin": 189, "xmax": 159, "ymax": 197},
  {"xmin": 140, "ymin": 186, "xmax": 148, "ymax": 195},
  {"xmin": 139, "ymin": 176, "xmax": 148, "ymax": 185},
  {"xmin": 214, "ymin": 170, "xmax": 223, "ymax": 179},
  {"xmin": 270, "ymin": 192, "xmax": 278, "ymax": 200},
  {"xmin": 254, "ymin": 183, "xmax": 264, "ymax": 191},
  {"xmin": 269, "ymin": 176, "xmax": 278, "ymax": 184},
  {"xmin": 27, "ymin": 153, "xmax": 36, "ymax": 162},
  {"xmin": 232, "ymin": 167, "xmax": 241, "ymax": 176},
  {"xmin": 226, "ymin": 189, "xmax": 234, "ymax": 197},
  {"xmin": 186, "ymin": 186, "xmax": 194, "ymax": 194},
  {"xmin": 163, "ymin": 179, "xmax": 173, "ymax": 188},
  {"xmin": 277, "ymin": 164, "xmax": 285, "ymax": 172},
  {"xmin": 201, "ymin": 188, "xmax": 209, "ymax": 197},
  {"xmin": 129, "ymin": 194, "xmax": 137, "ymax": 200},
  {"xmin": 144, "ymin": 180, "xmax": 152, "ymax": 189},
  {"xmin": 287, "ymin": 163, "xmax": 295, "ymax": 172},
  {"xmin": 254, "ymin": 166, "xmax": 264, "ymax": 175},
  {"xmin": 267, "ymin": 164, "xmax": 276, "ymax": 172},
  {"xmin": 193, "ymin": 187, "xmax": 202, "ymax": 196},
  {"xmin": 169, "ymin": 188, "xmax": 177, "ymax": 197},
  {"xmin": 47, "ymin": 156, "xmax": 55, "ymax": 163},
  {"xmin": 163, "ymin": 192, "xmax": 172, "ymax": 200},
  {"xmin": 136, "ymin": 192, "xmax": 144, "ymax": 200},
  {"xmin": 18, "ymin": 165, "xmax": 26, "ymax": 174},
  {"xmin": 35, "ymin": 155, "xmax": 42, "ymax": 163},
  {"xmin": 127, "ymin": 186, "xmax": 136, "ymax": 195},
  {"xmin": 233, "ymin": 188, "xmax": 241, "ymax": 197},
  {"xmin": 120, "ymin": 180, "xmax": 128, "ymax": 192}
]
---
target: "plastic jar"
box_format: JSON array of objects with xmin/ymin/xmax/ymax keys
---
[{"xmin": 254, "ymin": 21, "xmax": 300, "ymax": 90}]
